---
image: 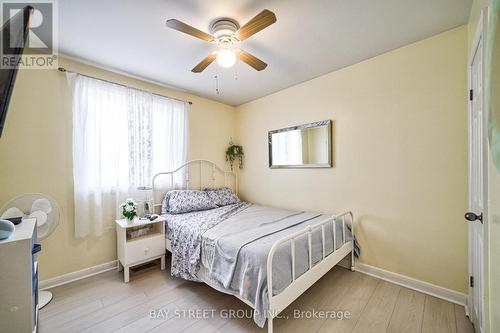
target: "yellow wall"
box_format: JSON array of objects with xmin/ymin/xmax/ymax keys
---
[
  {"xmin": 0, "ymin": 57, "xmax": 236, "ymax": 280},
  {"xmin": 235, "ymin": 26, "xmax": 469, "ymax": 293}
]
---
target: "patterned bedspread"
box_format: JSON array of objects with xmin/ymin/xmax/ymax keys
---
[{"xmin": 164, "ymin": 202, "xmax": 251, "ymax": 280}]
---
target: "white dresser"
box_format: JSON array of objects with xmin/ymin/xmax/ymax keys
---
[{"xmin": 0, "ymin": 218, "xmax": 39, "ymax": 333}]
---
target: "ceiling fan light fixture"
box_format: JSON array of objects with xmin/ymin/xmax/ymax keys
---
[
  {"xmin": 167, "ymin": 10, "xmax": 276, "ymax": 73},
  {"xmin": 217, "ymin": 48, "xmax": 236, "ymax": 68}
]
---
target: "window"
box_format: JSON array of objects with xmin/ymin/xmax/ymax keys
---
[{"xmin": 68, "ymin": 74, "xmax": 188, "ymax": 237}]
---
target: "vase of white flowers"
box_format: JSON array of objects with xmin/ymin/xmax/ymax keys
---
[{"xmin": 120, "ymin": 198, "xmax": 137, "ymax": 223}]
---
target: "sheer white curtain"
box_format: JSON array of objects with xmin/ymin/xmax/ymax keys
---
[
  {"xmin": 272, "ymin": 130, "xmax": 303, "ymax": 165},
  {"xmin": 68, "ymin": 73, "xmax": 188, "ymax": 238}
]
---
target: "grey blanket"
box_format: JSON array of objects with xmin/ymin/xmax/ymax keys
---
[
  {"xmin": 165, "ymin": 203, "xmax": 355, "ymax": 327},
  {"xmin": 208, "ymin": 206, "xmax": 322, "ymax": 288}
]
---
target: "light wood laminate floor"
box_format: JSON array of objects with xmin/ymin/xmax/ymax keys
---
[{"xmin": 39, "ymin": 257, "xmax": 474, "ymax": 333}]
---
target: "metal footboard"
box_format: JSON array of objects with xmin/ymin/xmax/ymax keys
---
[{"xmin": 265, "ymin": 211, "xmax": 355, "ymax": 333}]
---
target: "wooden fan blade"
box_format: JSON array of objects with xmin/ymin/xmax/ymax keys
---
[
  {"xmin": 166, "ymin": 19, "xmax": 214, "ymax": 42},
  {"xmin": 192, "ymin": 53, "xmax": 217, "ymax": 73},
  {"xmin": 236, "ymin": 50, "xmax": 267, "ymax": 71},
  {"xmin": 235, "ymin": 9, "xmax": 276, "ymax": 41}
]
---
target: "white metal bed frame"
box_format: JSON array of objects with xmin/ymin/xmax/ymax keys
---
[{"xmin": 152, "ymin": 160, "xmax": 355, "ymax": 333}]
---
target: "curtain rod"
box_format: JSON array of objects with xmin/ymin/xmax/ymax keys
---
[{"xmin": 57, "ymin": 67, "xmax": 193, "ymax": 105}]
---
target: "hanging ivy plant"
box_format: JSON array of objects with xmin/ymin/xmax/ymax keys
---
[{"xmin": 226, "ymin": 141, "xmax": 244, "ymax": 171}]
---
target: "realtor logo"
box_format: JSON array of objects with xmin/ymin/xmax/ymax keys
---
[{"xmin": 1, "ymin": 0, "xmax": 58, "ymax": 69}]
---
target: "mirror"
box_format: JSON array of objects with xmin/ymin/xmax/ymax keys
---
[{"xmin": 268, "ymin": 120, "xmax": 333, "ymax": 168}]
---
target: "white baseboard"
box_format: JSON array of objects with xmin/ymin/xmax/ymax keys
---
[
  {"xmin": 39, "ymin": 260, "xmax": 118, "ymax": 290},
  {"xmin": 39, "ymin": 259, "xmax": 467, "ymax": 307},
  {"xmin": 354, "ymin": 262, "xmax": 467, "ymax": 306}
]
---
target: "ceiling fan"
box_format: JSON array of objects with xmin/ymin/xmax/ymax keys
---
[{"xmin": 166, "ymin": 9, "xmax": 277, "ymax": 73}]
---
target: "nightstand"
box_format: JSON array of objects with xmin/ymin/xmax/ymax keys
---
[{"xmin": 115, "ymin": 217, "xmax": 166, "ymax": 283}]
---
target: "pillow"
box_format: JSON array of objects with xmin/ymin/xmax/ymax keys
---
[
  {"xmin": 204, "ymin": 187, "xmax": 240, "ymax": 206},
  {"xmin": 161, "ymin": 191, "xmax": 172, "ymax": 214},
  {"xmin": 163, "ymin": 190, "xmax": 218, "ymax": 214}
]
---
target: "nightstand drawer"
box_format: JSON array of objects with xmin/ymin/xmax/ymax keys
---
[{"xmin": 125, "ymin": 235, "xmax": 165, "ymax": 265}]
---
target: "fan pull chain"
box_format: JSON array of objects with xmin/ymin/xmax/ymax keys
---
[
  {"xmin": 214, "ymin": 66, "xmax": 220, "ymax": 94},
  {"xmin": 234, "ymin": 66, "xmax": 238, "ymax": 80}
]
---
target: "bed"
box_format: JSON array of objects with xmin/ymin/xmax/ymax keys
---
[{"xmin": 152, "ymin": 160, "xmax": 356, "ymax": 333}]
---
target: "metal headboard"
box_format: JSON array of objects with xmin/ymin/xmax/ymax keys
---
[{"xmin": 151, "ymin": 159, "xmax": 238, "ymax": 214}]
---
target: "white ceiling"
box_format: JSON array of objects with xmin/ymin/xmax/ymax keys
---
[{"xmin": 58, "ymin": 0, "xmax": 472, "ymax": 106}]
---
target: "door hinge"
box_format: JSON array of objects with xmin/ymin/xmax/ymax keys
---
[
  {"xmin": 470, "ymin": 275, "xmax": 474, "ymax": 288},
  {"xmin": 469, "ymin": 89, "xmax": 474, "ymax": 101}
]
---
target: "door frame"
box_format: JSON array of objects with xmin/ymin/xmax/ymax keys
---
[{"xmin": 467, "ymin": 7, "xmax": 489, "ymax": 332}]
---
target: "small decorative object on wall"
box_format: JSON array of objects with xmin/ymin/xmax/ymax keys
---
[
  {"xmin": 226, "ymin": 138, "xmax": 244, "ymax": 170},
  {"xmin": 120, "ymin": 198, "xmax": 138, "ymax": 222}
]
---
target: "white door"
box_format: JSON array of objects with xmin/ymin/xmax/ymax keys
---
[{"xmin": 467, "ymin": 28, "xmax": 485, "ymax": 333}]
